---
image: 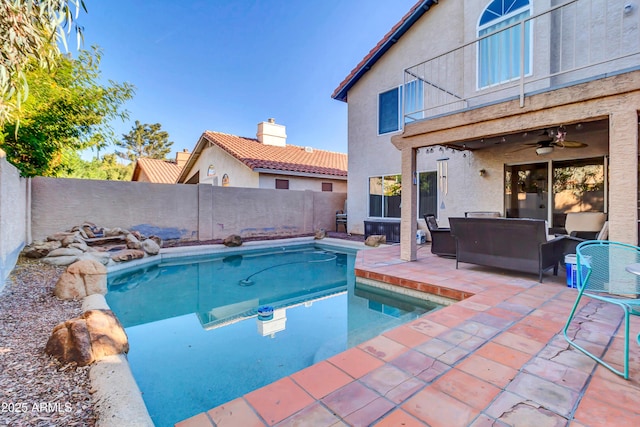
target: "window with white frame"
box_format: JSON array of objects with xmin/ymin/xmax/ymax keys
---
[
  {"xmin": 378, "ymin": 87, "xmax": 402, "ymax": 134},
  {"xmin": 478, "ymin": 0, "xmax": 531, "ymax": 88},
  {"xmin": 369, "ymin": 175, "xmax": 402, "ymax": 218},
  {"xmin": 378, "ymin": 81, "xmax": 425, "ymax": 134}
]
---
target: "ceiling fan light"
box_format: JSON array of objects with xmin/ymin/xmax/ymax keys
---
[{"xmin": 536, "ymin": 146, "xmax": 554, "ymax": 155}]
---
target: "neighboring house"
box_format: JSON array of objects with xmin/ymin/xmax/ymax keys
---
[
  {"xmin": 332, "ymin": 0, "xmax": 640, "ymax": 259},
  {"xmin": 131, "ymin": 150, "xmax": 191, "ymax": 183},
  {"xmin": 176, "ymin": 119, "xmax": 347, "ymax": 193}
]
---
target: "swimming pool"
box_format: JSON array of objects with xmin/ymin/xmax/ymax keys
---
[{"xmin": 106, "ymin": 243, "xmax": 441, "ymax": 426}]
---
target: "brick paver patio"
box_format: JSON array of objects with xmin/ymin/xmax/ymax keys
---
[{"xmin": 177, "ymin": 243, "xmax": 640, "ymax": 427}]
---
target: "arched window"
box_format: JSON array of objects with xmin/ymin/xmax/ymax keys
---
[
  {"xmin": 478, "ymin": 0, "xmax": 531, "ymax": 88},
  {"xmin": 222, "ymin": 174, "xmax": 230, "ymax": 187}
]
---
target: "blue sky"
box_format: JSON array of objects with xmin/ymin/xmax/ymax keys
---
[{"xmin": 78, "ymin": 0, "xmax": 418, "ymax": 159}]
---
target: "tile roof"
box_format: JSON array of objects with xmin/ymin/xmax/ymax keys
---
[
  {"xmin": 332, "ymin": 0, "xmax": 438, "ymax": 102},
  {"xmin": 200, "ymin": 131, "xmax": 348, "ymax": 177},
  {"xmin": 131, "ymin": 158, "xmax": 183, "ymax": 184}
]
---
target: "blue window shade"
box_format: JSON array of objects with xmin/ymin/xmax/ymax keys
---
[
  {"xmin": 479, "ymin": 10, "xmax": 530, "ymax": 88},
  {"xmin": 378, "ymin": 87, "xmax": 401, "ymax": 134}
]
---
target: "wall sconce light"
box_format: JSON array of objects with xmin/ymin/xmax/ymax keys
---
[{"xmin": 479, "ymin": 169, "xmax": 487, "ymax": 177}]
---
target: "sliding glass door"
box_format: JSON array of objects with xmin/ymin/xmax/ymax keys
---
[
  {"xmin": 505, "ymin": 157, "xmax": 606, "ymax": 227},
  {"xmin": 505, "ymin": 163, "xmax": 549, "ymax": 220}
]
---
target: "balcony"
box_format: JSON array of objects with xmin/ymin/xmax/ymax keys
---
[{"xmin": 403, "ymin": 0, "xmax": 640, "ymax": 125}]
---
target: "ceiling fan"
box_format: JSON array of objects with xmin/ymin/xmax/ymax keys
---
[{"xmin": 523, "ymin": 126, "xmax": 588, "ymax": 155}]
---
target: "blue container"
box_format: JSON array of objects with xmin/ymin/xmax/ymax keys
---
[
  {"xmin": 565, "ymin": 254, "xmax": 578, "ymax": 288},
  {"xmin": 565, "ymin": 254, "xmax": 590, "ymax": 289}
]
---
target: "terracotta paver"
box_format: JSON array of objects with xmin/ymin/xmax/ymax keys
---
[
  {"xmin": 456, "ymin": 354, "xmax": 518, "ymax": 388},
  {"xmin": 206, "ymin": 398, "xmax": 265, "ymax": 427},
  {"xmin": 343, "ymin": 397, "xmax": 396, "ymax": 427},
  {"xmin": 358, "ymin": 335, "xmax": 409, "ymax": 361},
  {"xmin": 432, "ymin": 369, "xmax": 501, "ymax": 411},
  {"xmin": 175, "ymin": 412, "xmax": 214, "ymax": 427},
  {"xmin": 176, "ymin": 243, "xmax": 640, "ymax": 427},
  {"xmin": 574, "ymin": 394, "xmax": 640, "ymax": 427},
  {"xmin": 383, "ymin": 324, "xmax": 431, "ymax": 347},
  {"xmin": 291, "ymin": 361, "xmax": 353, "ymax": 399},
  {"xmin": 403, "ymin": 386, "xmax": 479, "ymax": 427},
  {"xmin": 506, "ymin": 372, "xmax": 579, "ymax": 417},
  {"xmin": 327, "ymin": 347, "xmax": 385, "ymax": 379},
  {"xmin": 274, "ymin": 403, "xmax": 343, "ymax": 427},
  {"xmin": 321, "ymin": 381, "xmax": 381, "ymax": 419},
  {"xmin": 244, "ymin": 377, "xmax": 314, "ymax": 425},
  {"xmin": 373, "ymin": 408, "xmax": 426, "ymax": 427}
]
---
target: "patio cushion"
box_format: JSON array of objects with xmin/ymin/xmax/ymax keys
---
[{"xmin": 564, "ymin": 212, "xmax": 606, "ymax": 235}]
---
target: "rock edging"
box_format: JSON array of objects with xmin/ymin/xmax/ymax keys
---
[{"xmin": 83, "ymin": 295, "xmax": 153, "ymax": 427}]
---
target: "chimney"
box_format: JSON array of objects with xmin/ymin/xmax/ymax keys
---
[
  {"xmin": 257, "ymin": 118, "xmax": 286, "ymax": 147},
  {"xmin": 176, "ymin": 149, "xmax": 191, "ymax": 167}
]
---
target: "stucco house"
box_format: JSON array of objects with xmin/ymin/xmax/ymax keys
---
[
  {"xmin": 131, "ymin": 150, "xmax": 191, "ymax": 183},
  {"xmin": 176, "ymin": 119, "xmax": 348, "ymax": 193},
  {"xmin": 332, "ymin": 0, "xmax": 640, "ymax": 260}
]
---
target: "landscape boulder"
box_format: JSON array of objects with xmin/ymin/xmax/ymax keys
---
[
  {"xmin": 45, "ymin": 309, "xmax": 129, "ymax": 366},
  {"xmin": 55, "ymin": 259, "xmax": 108, "ymax": 300},
  {"xmin": 41, "ymin": 247, "xmax": 85, "ymax": 266},
  {"xmin": 111, "ymin": 249, "xmax": 145, "ymax": 262},
  {"xmin": 41, "ymin": 255, "xmax": 80, "ymax": 266},
  {"xmin": 125, "ymin": 233, "xmax": 142, "ymax": 249},
  {"xmin": 22, "ymin": 240, "xmax": 62, "ymax": 259},
  {"xmin": 148, "ymin": 235, "xmax": 163, "ymax": 247},
  {"xmin": 364, "ymin": 235, "xmax": 387, "ymax": 247},
  {"xmin": 223, "ymin": 234, "xmax": 243, "ymax": 247},
  {"xmin": 78, "ymin": 251, "xmax": 112, "ymax": 266},
  {"xmin": 141, "ymin": 238, "xmax": 160, "ymax": 255}
]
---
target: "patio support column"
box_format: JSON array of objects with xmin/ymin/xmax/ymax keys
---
[
  {"xmin": 608, "ymin": 108, "xmax": 638, "ymax": 244},
  {"xmin": 400, "ymin": 147, "xmax": 417, "ymax": 261}
]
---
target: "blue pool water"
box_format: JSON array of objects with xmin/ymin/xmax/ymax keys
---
[{"xmin": 106, "ymin": 244, "xmax": 441, "ymax": 426}]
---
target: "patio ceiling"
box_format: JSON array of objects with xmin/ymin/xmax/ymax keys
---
[{"xmin": 436, "ymin": 119, "xmax": 610, "ymax": 152}]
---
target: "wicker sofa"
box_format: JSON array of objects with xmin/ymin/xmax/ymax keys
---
[{"xmin": 449, "ymin": 217, "xmax": 566, "ymax": 282}]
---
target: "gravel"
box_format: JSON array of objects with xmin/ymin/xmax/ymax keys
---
[{"xmin": 0, "ymin": 258, "xmax": 96, "ymax": 427}]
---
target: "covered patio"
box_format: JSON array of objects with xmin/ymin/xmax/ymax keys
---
[{"xmin": 178, "ymin": 243, "xmax": 640, "ymax": 426}]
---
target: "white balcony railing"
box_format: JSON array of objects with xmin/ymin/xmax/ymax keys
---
[{"xmin": 403, "ymin": 0, "xmax": 640, "ymax": 124}]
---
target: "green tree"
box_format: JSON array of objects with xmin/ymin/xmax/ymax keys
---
[
  {"xmin": 116, "ymin": 121, "xmax": 173, "ymax": 162},
  {"xmin": 0, "ymin": 47, "xmax": 135, "ymax": 177},
  {"xmin": 0, "ymin": 0, "xmax": 86, "ymax": 125},
  {"xmin": 56, "ymin": 150, "xmax": 133, "ymax": 180}
]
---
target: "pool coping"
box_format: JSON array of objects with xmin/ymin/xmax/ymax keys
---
[{"xmin": 87, "ymin": 237, "xmax": 368, "ymax": 427}]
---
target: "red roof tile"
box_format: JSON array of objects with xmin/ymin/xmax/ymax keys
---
[
  {"xmin": 201, "ymin": 131, "xmax": 348, "ymax": 177},
  {"xmin": 131, "ymin": 158, "xmax": 183, "ymax": 183}
]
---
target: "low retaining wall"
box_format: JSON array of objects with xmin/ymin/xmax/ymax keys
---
[
  {"xmin": 0, "ymin": 151, "xmax": 28, "ymax": 290},
  {"xmin": 30, "ymin": 177, "xmax": 346, "ymax": 242}
]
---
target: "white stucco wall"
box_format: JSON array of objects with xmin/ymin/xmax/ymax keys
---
[
  {"xmin": 0, "ymin": 151, "xmax": 27, "ymax": 290},
  {"xmin": 192, "ymin": 144, "xmax": 260, "ymax": 188},
  {"xmin": 345, "ymin": 0, "xmax": 462, "ymax": 235},
  {"xmin": 342, "ymin": 0, "xmax": 635, "ymax": 235},
  {"xmin": 258, "ymin": 173, "xmax": 347, "ymax": 192}
]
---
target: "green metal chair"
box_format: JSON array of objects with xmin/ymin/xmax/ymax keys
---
[{"xmin": 563, "ymin": 240, "xmax": 640, "ymax": 379}]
